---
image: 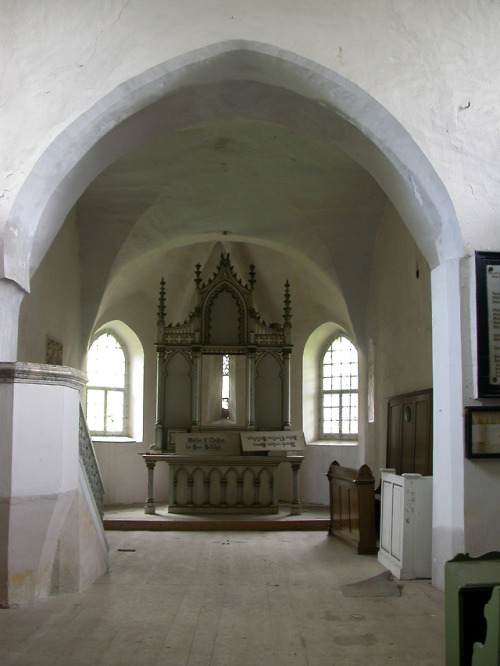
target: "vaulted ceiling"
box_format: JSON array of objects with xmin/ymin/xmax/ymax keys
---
[{"xmin": 76, "ymin": 116, "xmax": 387, "ymax": 346}]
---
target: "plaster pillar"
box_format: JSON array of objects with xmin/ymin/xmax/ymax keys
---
[
  {"xmin": 0, "ymin": 278, "xmax": 26, "ymax": 361},
  {"xmin": 191, "ymin": 349, "xmax": 201, "ymax": 430},
  {"xmin": 282, "ymin": 350, "xmax": 292, "ymax": 429},
  {"xmin": 431, "ymin": 258, "xmax": 465, "ymax": 590},
  {"xmin": 246, "ymin": 350, "xmax": 256, "ymax": 429},
  {"xmin": 154, "ymin": 349, "xmax": 165, "ymax": 449},
  {"xmin": 145, "ymin": 461, "xmax": 156, "ymax": 515},
  {"xmin": 291, "ymin": 460, "xmax": 302, "ymax": 515}
]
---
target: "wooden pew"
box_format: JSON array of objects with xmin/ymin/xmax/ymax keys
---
[{"xmin": 326, "ymin": 460, "xmax": 377, "ymax": 555}]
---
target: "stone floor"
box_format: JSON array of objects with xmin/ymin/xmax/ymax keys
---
[{"xmin": 0, "ymin": 530, "xmax": 445, "ymax": 665}]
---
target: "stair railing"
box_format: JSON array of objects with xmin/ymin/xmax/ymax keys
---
[{"xmin": 79, "ymin": 403, "xmax": 105, "ymax": 518}]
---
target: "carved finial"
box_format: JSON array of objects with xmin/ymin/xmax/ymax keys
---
[
  {"xmin": 283, "ymin": 280, "xmax": 291, "ymax": 326},
  {"xmin": 195, "ymin": 263, "xmax": 202, "ymax": 288},
  {"xmin": 249, "ymin": 264, "xmax": 256, "ymax": 290},
  {"xmin": 157, "ymin": 277, "xmax": 166, "ymax": 324}
]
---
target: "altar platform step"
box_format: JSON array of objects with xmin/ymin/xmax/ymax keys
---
[{"xmin": 103, "ymin": 503, "xmax": 330, "ymax": 532}]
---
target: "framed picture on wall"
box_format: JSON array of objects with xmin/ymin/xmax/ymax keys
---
[
  {"xmin": 465, "ymin": 406, "xmax": 500, "ymax": 458},
  {"xmin": 475, "ymin": 252, "xmax": 500, "ymax": 397}
]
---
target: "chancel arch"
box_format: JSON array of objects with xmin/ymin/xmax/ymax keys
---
[
  {"xmin": 2, "ymin": 42, "xmax": 462, "ymax": 358},
  {"xmin": 3, "ymin": 38, "xmax": 466, "ymax": 592}
]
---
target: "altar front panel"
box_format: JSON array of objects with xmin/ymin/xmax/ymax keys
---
[{"xmin": 166, "ymin": 455, "xmax": 286, "ymax": 514}]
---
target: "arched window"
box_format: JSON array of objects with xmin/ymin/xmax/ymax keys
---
[
  {"xmin": 86, "ymin": 332, "xmax": 127, "ymax": 435},
  {"xmin": 321, "ymin": 336, "xmax": 358, "ymax": 439}
]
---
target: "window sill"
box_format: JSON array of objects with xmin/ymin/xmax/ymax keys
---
[
  {"xmin": 91, "ymin": 436, "xmax": 136, "ymax": 444},
  {"xmin": 308, "ymin": 440, "xmax": 359, "ymax": 447}
]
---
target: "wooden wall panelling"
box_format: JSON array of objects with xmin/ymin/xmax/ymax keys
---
[{"xmin": 386, "ymin": 389, "xmax": 432, "ymax": 476}]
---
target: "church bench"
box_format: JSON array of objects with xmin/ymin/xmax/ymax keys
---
[{"xmin": 326, "ymin": 460, "xmax": 377, "ymax": 555}]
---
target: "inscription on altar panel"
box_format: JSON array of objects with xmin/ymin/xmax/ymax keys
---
[
  {"xmin": 173, "ymin": 432, "xmax": 241, "ymax": 455},
  {"xmin": 240, "ymin": 431, "xmax": 306, "ymax": 452}
]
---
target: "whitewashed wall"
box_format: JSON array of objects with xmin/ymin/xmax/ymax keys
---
[
  {"xmin": 3, "ymin": 1, "xmax": 499, "ymax": 266},
  {"xmin": 365, "ymin": 202, "xmax": 433, "ymax": 477},
  {"xmin": 3, "ymin": 1, "xmax": 500, "ymax": 588},
  {"xmin": 17, "ymin": 209, "xmax": 82, "ymax": 368},
  {"xmin": 89, "ymin": 206, "xmax": 431, "ymax": 508}
]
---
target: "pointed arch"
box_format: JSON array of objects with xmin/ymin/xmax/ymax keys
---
[
  {"xmin": 1, "ymin": 40, "xmax": 466, "ymax": 584},
  {"xmin": 3, "ymin": 40, "xmax": 462, "ymax": 296}
]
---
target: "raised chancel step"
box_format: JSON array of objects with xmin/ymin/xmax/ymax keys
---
[{"xmin": 103, "ymin": 503, "xmax": 329, "ymax": 532}]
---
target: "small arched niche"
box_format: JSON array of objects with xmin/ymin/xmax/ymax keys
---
[
  {"xmin": 203, "ymin": 285, "xmax": 244, "ymax": 345},
  {"xmin": 255, "ymin": 352, "xmax": 283, "ymax": 430}
]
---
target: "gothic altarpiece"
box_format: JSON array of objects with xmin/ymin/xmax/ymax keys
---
[{"xmin": 142, "ymin": 254, "xmax": 305, "ymax": 514}]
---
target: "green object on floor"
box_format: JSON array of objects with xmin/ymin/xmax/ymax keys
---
[
  {"xmin": 472, "ymin": 585, "xmax": 500, "ymax": 666},
  {"xmin": 445, "ymin": 552, "xmax": 500, "ymax": 665}
]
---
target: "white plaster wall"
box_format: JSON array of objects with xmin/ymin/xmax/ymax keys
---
[
  {"xmin": 3, "ymin": 1, "xmax": 499, "ymax": 264},
  {"xmin": 92, "ymin": 295, "xmax": 156, "ymax": 439},
  {"xmin": 4, "ymin": 3, "xmax": 500, "ymax": 577},
  {"xmin": 299, "ymin": 445, "xmax": 360, "ymax": 506},
  {"xmin": 90, "ymin": 254, "xmax": 316, "ymax": 506},
  {"xmin": 92, "ymin": 280, "xmax": 338, "ymax": 506},
  {"xmin": 90, "ymin": 295, "xmax": 165, "ymax": 505},
  {"xmin": 90, "ymin": 211, "xmax": 431, "ymax": 507},
  {"xmin": 92, "ymin": 330, "xmax": 360, "ymax": 508},
  {"xmin": 93, "ymin": 440, "xmax": 169, "ymax": 505},
  {"xmin": 460, "ymin": 254, "xmax": 500, "ymax": 559},
  {"xmin": 464, "ymin": 459, "xmax": 500, "ymax": 555},
  {"xmin": 365, "ymin": 202, "xmax": 433, "ymax": 477},
  {"xmin": 17, "ymin": 209, "xmax": 82, "ymax": 368},
  {"xmin": 299, "ymin": 203, "xmax": 431, "ymax": 504}
]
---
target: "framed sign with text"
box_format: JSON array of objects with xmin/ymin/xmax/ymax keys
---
[
  {"xmin": 465, "ymin": 406, "xmax": 500, "ymax": 458},
  {"xmin": 476, "ymin": 252, "xmax": 500, "ymax": 397}
]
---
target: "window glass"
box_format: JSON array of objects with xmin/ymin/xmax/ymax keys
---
[
  {"xmin": 321, "ymin": 336, "xmax": 358, "ymax": 439},
  {"xmin": 86, "ymin": 389, "xmax": 105, "ymax": 432},
  {"xmin": 87, "ymin": 334, "xmax": 125, "ymax": 388},
  {"xmin": 106, "ymin": 390, "xmax": 124, "ymax": 432},
  {"xmin": 86, "ymin": 333, "xmax": 126, "ymax": 435}
]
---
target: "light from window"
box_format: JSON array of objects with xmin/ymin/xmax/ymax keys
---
[
  {"xmin": 86, "ymin": 333, "xmax": 126, "ymax": 434},
  {"xmin": 321, "ymin": 336, "xmax": 358, "ymax": 438},
  {"xmin": 221, "ymin": 354, "xmax": 230, "ymax": 418}
]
